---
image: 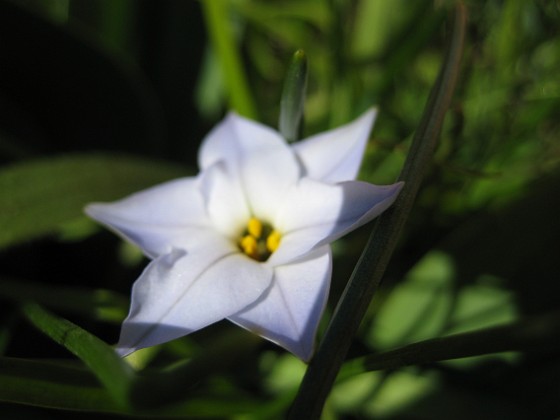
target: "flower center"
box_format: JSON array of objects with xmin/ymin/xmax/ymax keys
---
[{"xmin": 238, "ymin": 217, "xmax": 281, "ymax": 262}]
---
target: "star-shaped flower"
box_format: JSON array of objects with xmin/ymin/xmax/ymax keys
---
[{"xmin": 85, "ymin": 109, "xmax": 402, "ymax": 361}]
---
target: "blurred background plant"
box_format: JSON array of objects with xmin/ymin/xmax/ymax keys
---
[{"xmin": 1, "ymin": 0, "xmax": 559, "ymax": 418}]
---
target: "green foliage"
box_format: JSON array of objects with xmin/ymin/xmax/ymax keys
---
[
  {"xmin": 0, "ymin": 357, "xmax": 121, "ymax": 412},
  {"xmin": 0, "ymin": 154, "xmax": 187, "ymax": 249},
  {"xmin": 22, "ymin": 303, "xmax": 135, "ymax": 408},
  {"xmin": 0, "ymin": 277, "xmax": 128, "ymax": 322},
  {"xmin": 1, "ymin": 0, "xmax": 559, "ymax": 418}
]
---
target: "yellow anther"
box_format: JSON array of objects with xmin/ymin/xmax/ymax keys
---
[
  {"xmin": 240, "ymin": 235, "xmax": 258, "ymax": 257},
  {"xmin": 239, "ymin": 218, "xmax": 281, "ymax": 261},
  {"xmin": 247, "ymin": 217, "xmax": 263, "ymax": 238},
  {"xmin": 266, "ymin": 230, "xmax": 282, "ymax": 253}
]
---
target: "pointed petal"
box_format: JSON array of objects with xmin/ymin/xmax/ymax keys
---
[
  {"xmin": 229, "ymin": 245, "xmax": 331, "ymax": 361},
  {"xmin": 116, "ymin": 244, "xmax": 273, "ymax": 356},
  {"xmin": 85, "ymin": 177, "xmax": 211, "ymax": 258},
  {"xmin": 199, "ymin": 112, "xmax": 289, "ymax": 170},
  {"xmin": 198, "ymin": 112, "xmax": 301, "ymax": 222},
  {"xmin": 269, "ymin": 179, "xmax": 403, "ymax": 265},
  {"xmin": 292, "ymin": 109, "xmax": 377, "ymax": 183}
]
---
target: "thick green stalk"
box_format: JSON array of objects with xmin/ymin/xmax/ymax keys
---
[{"xmin": 289, "ymin": 4, "xmax": 467, "ymax": 418}]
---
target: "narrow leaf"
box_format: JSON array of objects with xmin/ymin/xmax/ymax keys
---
[{"xmin": 22, "ymin": 303, "xmax": 135, "ymax": 408}]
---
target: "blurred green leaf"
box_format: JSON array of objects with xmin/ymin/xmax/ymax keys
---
[
  {"xmin": 369, "ymin": 251, "xmax": 455, "ymax": 349},
  {"xmin": 363, "ymin": 369, "xmax": 439, "ymax": 417},
  {"xmin": 0, "ymin": 153, "xmax": 188, "ymax": 250},
  {"xmin": 0, "ymin": 277, "xmax": 128, "ymax": 323},
  {"xmin": 0, "ymin": 357, "xmax": 262, "ymax": 417},
  {"xmin": 235, "ymin": 0, "xmax": 331, "ymax": 30},
  {"xmin": 331, "ymin": 368, "xmax": 439, "ymax": 418},
  {"xmin": 262, "ymin": 353, "xmax": 306, "ymax": 395},
  {"xmin": 448, "ymin": 277, "xmax": 517, "ymax": 335},
  {"xmin": 350, "ymin": 0, "xmax": 409, "ymax": 60},
  {"xmin": 195, "ymin": 47, "xmax": 226, "ymax": 120},
  {"xmin": 201, "ymin": 0, "xmax": 257, "ymax": 118},
  {"xmin": 330, "ymin": 371, "xmax": 384, "ymax": 412}
]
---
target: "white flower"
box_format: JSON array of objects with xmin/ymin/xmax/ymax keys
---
[{"xmin": 85, "ymin": 109, "xmax": 402, "ymax": 361}]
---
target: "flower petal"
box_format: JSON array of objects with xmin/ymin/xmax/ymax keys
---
[
  {"xmin": 292, "ymin": 108, "xmax": 377, "ymax": 183},
  {"xmin": 199, "ymin": 112, "xmax": 288, "ymax": 170},
  {"xmin": 199, "ymin": 162, "xmax": 251, "ymax": 237},
  {"xmin": 240, "ymin": 142, "xmax": 300, "ymax": 222},
  {"xmin": 198, "ymin": 112, "xmax": 301, "ymax": 222},
  {"xmin": 85, "ymin": 177, "xmax": 211, "ymax": 258},
  {"xmin": 229, "ymin": 245, "xmax": 331, "ymax": 361},
  {"xmin": 269, "ymin": 179, "xmax": 403, "ymax": 265},
  {"xmin": 116, "ymin": 243, "xmax": 273, "ymax": 356}
]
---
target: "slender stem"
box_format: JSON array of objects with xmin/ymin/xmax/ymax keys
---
[
  {"xmin": 289, "ymin": 4, "xmax": 467, "ymax": 418},
  {"xmin": 201, "ymin": 0, "xmax": 257, "ymax": 118}
]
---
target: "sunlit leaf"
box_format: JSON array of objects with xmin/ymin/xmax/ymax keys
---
[
  {"xmin": 330, "ymin": 371, "xmax": 383, "ymax": 412},
  {"xmin": 365, "ymin": 369, "xmax": 439, "ymax": 418},
  {"xmin": 448, "ymin": 276, "xmax": 517, "ymax": 334},
  {"xmin": 369, "ymin": 251, "xmax": 455, "ymax": 349},
  {"xmin": 262, "ymin": 353, "xmax": 307, "ymax": 395}
]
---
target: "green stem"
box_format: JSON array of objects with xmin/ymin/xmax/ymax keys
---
[
  {"xmin": 289, "ymin": 3, "xmax": 467, "ymax": 418},
  {"xmin": 201, "ymin": 0, "xmax": 257, "ymax": 119}
]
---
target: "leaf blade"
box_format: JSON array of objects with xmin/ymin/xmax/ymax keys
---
[{"xmin": 22, "ymin": 303, "xmax": 136, "ymax": 408}]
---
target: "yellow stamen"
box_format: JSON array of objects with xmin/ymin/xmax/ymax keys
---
[
  {"xmin": 247, "ymin": 217, "xmax": 262, "ymax": 238},
  {"xmin": 240, "ymin": 235, "xmax": 258, "ymax": 258},
  {"xmin": 266, "ymin": 230, "xmax": 281, "ymax": 252},
  {"xmin": 239, "ymin": 218, "xmax": 282, "ymax": 261}
]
